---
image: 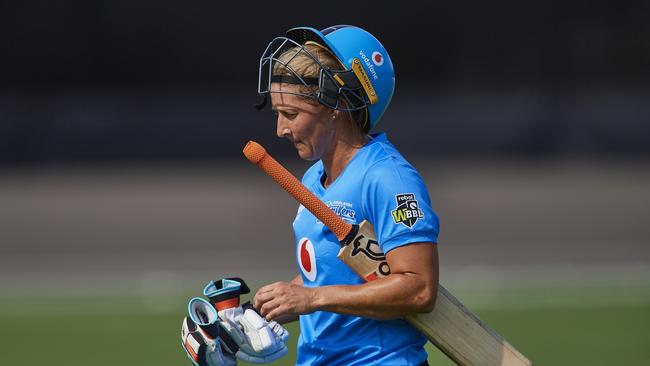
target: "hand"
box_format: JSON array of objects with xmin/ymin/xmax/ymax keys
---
[
  {"xmin": 180, "ymin": 316, "xmax": 236, "ymax": 366},
  {"xmin": 253, "ymin": 281, "xmax": 317, "ymax": 321}
]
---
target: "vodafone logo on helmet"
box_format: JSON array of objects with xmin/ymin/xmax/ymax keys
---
[
  {"xmin": 371, "ymin": 51, "xmax": 384, "ymax": 66},
  {"xmin": 297, "ymin": 238, "xmax": 317, "ymax": 282}
]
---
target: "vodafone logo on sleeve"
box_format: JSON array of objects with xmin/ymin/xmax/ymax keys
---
[
  {"xmin": 371, "ymin": 51, "xmax": 384, "ymax": 66},
  {"xmin": 297, "ymin": 238, "xmax": 317, "ymax": 282}
]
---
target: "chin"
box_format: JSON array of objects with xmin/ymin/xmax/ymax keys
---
[
  {"xmin": 297, "ymin": 150, "xmax": 316, "ymax": 161},
  {"xmin": 296, "ymin": 146, "xmax": 318, "ymax": 161}
]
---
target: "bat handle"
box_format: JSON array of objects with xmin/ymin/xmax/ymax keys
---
[{"xmin": 243, "ymin": 141, "xmax": 353, "ymax": 240}]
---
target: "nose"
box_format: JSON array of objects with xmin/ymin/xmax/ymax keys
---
[{"xmin": 276, "ymin": 114, "xmax": 291, "ymax": 138}]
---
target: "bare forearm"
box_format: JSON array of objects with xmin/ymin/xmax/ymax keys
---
[
  {"xmin": 253, "ymin": 244, "xmax": 438, "ymax": 322},
  {"xmin": 312, "ymin": 272, "xmax": 437, "ymax": 320}
]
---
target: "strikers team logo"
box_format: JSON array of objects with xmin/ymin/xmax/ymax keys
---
[
  {"xmin": 371, "ymin": 51, "xmax": 384, "ymax": 66},
  {"xmin": 391, "ymin": 193, "xmax": 424, "ymax": 228},
  {"xmin": 297, "ymin": 238, "xmax": 317, "ymax": 282},
  {"xmin": 326, "ymin": 200, "xmax": 357, "ymax": 223}
]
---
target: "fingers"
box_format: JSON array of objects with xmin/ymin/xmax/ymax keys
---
[
  {"xmin": 265, "ymin": 304, "xmax": 288, "ymax": 322},
  {"xmin": 259, "ymin": 297, "xmax": 294, "ymax": 321},
  {"xmin": 258, "ymin": 297, "xmax": 282, "ymax": 319},
  {"xmin": 252, "ymin": 281, "xmax": 307, "ymax": 321},
  {"xmin": 253, "ymin": 281, "xmax": 288, "ymax": 309},
  {"xmin": 256, "ymin": 281, "xmax": 285, "ymax": 294},
  {"xmin": 253, "ymin": 289, "xmax": 274, "ymax": 310}
]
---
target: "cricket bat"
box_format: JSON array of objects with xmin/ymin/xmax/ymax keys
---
[{"xmin": 243, "ymin": 141, "xmax": 532, "ymax": 366}]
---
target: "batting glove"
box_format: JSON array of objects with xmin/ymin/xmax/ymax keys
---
[
  {"xmin": 204, "ymin": 278, "xmax": 289, "ymax": 364},
  {"xmin": 181, "ymin": 299, "xmax": 236, "ymax": 366}
]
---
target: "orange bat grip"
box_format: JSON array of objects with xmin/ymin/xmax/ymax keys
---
[{"xmin": 243, "ymin": 141, "xmax": 352, "ymax": 241}]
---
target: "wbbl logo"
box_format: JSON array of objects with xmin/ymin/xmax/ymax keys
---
[{"xmin": 391, "ymin": 193, "xmax": 424, "ymax": 228}]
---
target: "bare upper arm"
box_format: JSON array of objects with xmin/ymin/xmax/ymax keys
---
[{"xmin": 385, "ymin": 242, "xmax": 438, "ymax": 287}]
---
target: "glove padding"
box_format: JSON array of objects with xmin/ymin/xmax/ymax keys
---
[
  {"xmin": 218, "ymin": 305, "xmax": 289, "ymax": 363},
  {"xmin": 180, "ymin": 315, "xmax": 236, "ymax": 366},
  {"xmin": 203, "ymin": 278, "xmax": 289, "ymax": 364},
  {"xmin": 267, "ymin": 318, "xmax": 289, "ymax": 345}
]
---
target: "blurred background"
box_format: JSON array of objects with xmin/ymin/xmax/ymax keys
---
[{"xmin": 1, "ymin": 1, "xmax": 649, "ymax": 365}]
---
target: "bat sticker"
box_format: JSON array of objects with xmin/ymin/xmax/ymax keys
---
[
  {"xmin": 351, "ymin": 234, "xmax": 385, "ymax": 261},
  {"xmin": 351, "ymin": 234, "xmax": 391, "ymax": 277}
]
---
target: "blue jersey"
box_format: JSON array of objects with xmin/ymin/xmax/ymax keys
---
[{"xmin": 293, "ymin": 133, "xmax": 439, "ymax": 366}]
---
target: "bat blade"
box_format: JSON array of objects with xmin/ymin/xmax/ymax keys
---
[
  {"xmin": 337, "ymin": 220, "xmax": 532, "ymax": 365},
  {"xmin": 243, "ymin": 141, "xmax": 532, "ymax": 366},
  {"xmin": 336, "ymin": 220, "xmax": 390, "ymax": 281}
]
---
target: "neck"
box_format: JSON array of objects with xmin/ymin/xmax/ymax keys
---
[{"xmin": 321, "ymin": 124, "xmax": 369, "ymax": 188}]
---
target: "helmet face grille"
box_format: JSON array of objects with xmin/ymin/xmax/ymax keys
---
[{"xmin": 258, "ymin": 36, "xmax": 370, "ymax": 114}]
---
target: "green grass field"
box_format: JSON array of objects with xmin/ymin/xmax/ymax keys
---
[{"xmin": 2, "ymin": 287, "xmax": 649, "ymax": 366}]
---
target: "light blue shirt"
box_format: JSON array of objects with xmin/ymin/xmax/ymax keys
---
[{"xmin": 293, "ymin": 133, "xmax": 439, "ymax": 365}]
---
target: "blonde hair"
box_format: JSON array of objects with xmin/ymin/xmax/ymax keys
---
[
  {"xmin": 273, "ymin": 42, "xmax": 341, "ymax": 100},
  {"xmin": 273, "ymin": 42, "xmax": 368, "ymax": 130}
]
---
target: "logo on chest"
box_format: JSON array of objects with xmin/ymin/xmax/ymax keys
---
[
  {"xmin": 325, "ymin": 200, "xmax": 357, "ymax": 223},
  {"xmin": 297, "ymin": 238, "xmax": 317, "ymax": 282}
]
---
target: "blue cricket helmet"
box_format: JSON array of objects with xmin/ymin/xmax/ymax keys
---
[{"xmin": 258, "ymin": 25, "xmax": 395, "ymax": 131}]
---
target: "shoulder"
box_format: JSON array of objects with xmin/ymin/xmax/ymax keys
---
[{"xmin": 360, "ymin": 134, "xmax": 424, "ymax": 188}]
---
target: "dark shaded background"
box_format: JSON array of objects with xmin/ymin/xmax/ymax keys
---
[{"xmin": 2, "ymin": 0, "xmax": 649, "ymax": 164}]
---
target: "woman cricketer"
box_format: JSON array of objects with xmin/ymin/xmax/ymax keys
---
[{"xmin": 252, "ymin": 25, "xmax": 440, "ymax": 366}]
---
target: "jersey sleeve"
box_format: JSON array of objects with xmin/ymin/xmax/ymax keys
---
[{"xmin": 361, "ymin": 157, "xmax": 439, "ymax": 254}]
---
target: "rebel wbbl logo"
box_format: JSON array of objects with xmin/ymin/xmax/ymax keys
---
[{"xmin": 391, "ymin": 193, "xmax": 424, "ymax": 228}]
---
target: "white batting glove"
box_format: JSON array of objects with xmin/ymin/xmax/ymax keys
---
[
  {"xmin": 204, "ymin": 278, "xmax": 289, "ymax": 364},
  {"xmin": 181, "ymin": 311, "xmax": 236, "ymax": 366},
  {"xmin": 217, "ymin": 306, "xmax": 288, "ymax": 363},
  {"xmin": 267, "ymin": 319, "xmax": 290, "ymax": 344}
]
